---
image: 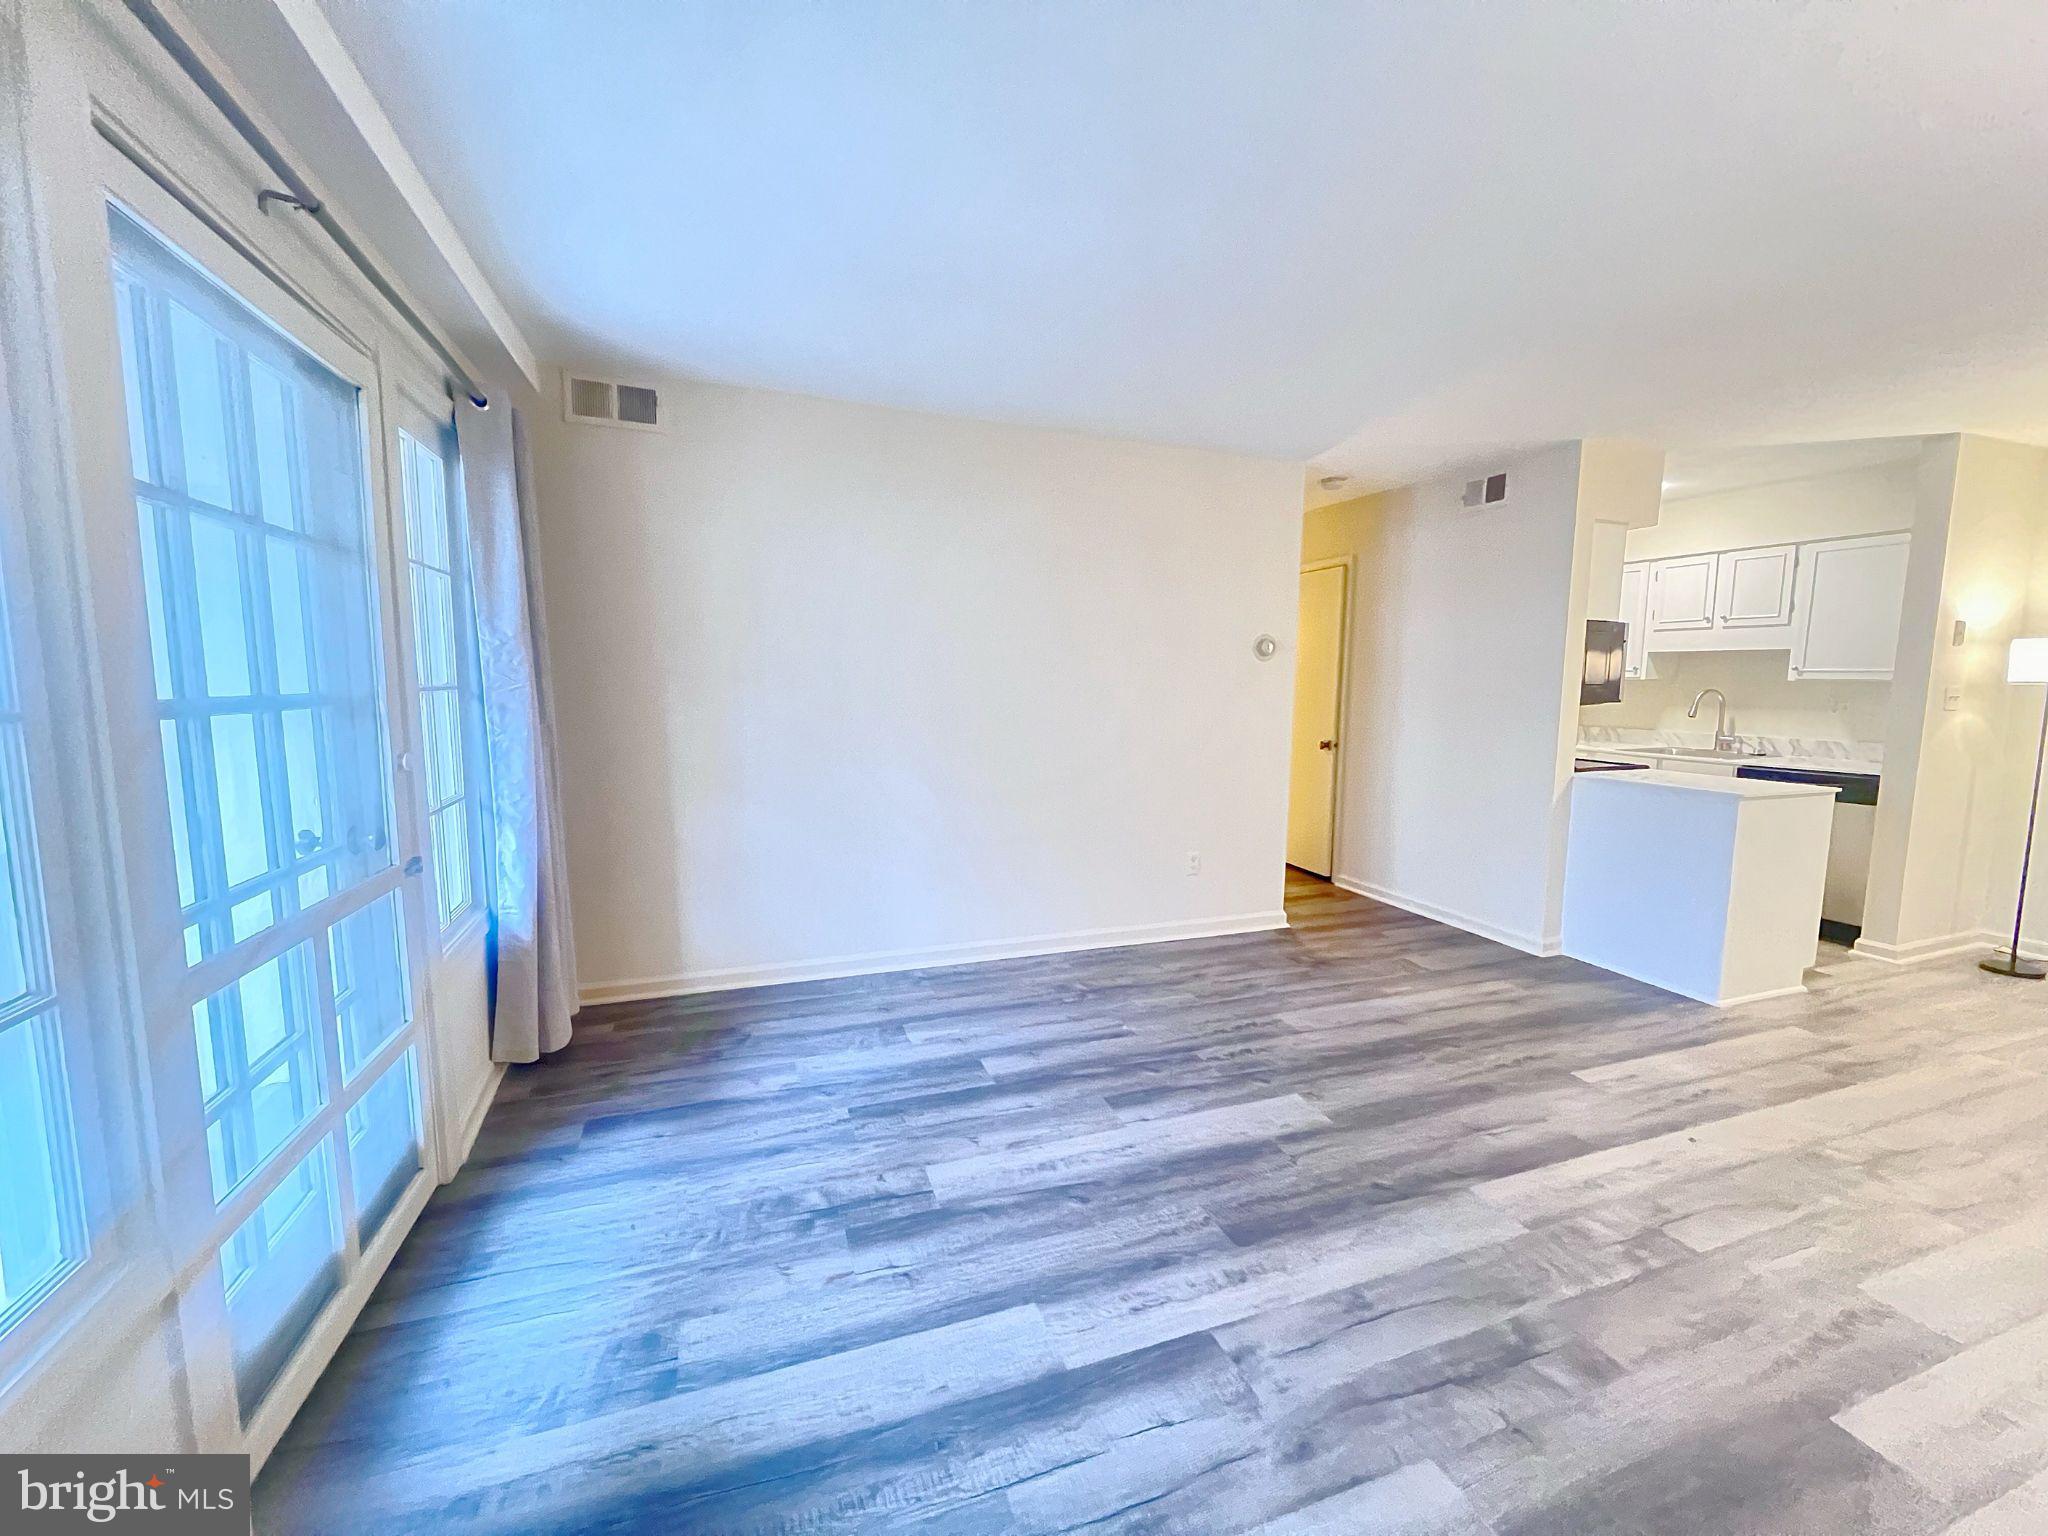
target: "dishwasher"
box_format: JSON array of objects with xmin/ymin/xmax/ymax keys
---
[{"xmin": 1735, "ymin": 765, "xmax": 1879, "ymax": 944}]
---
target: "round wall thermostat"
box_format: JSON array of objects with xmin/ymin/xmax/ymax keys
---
[{"xmin": 1253, "ymin": 634, "xmax": 1278, "ymax": 660}]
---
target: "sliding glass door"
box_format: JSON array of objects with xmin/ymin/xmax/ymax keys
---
[{"xmin": 107, "ymin": 203, "xmax": 428, "ymax": 1418}]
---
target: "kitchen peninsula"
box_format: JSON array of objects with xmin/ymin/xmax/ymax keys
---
[{"xmin": 1562, "ymin": 769, "xmax": 1839, "ymax": 1005}]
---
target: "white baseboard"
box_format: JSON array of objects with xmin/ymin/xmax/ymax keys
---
[
  {"xmin": 1713, "ymin": 982, "xmax": 1811, "ymax": 1008},
  {"xmin": 1330, "ymin": 875, "xmax": 1560, "ymax": 957},
  {"xmin": 1977, "ymin": 928, "xmax": 2048, "ymax": 962},
  {"xmin": 446, "ymin": 1062, "xmax": 506, "ymax": 1176},
  {"xmin": 579, "ymin": 910, "xmax": 1291, "ymax": 1005},
  {"xmin": 1853, "ymin": 931, "xmax": 1992, "ymax": 965}
]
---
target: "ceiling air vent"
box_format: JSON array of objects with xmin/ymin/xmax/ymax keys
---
[
  {"xmin": 563, "ymin": 373, "xmax": 664, "ymax": 432},
  {"xmin": 1461, "ymin": 471, "xmax": 1509, "ymax": 508}
]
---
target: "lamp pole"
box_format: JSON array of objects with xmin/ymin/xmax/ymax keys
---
[{"xmin": 1984, "ymin": 681, "xmax": 2048, "ymax": 979}]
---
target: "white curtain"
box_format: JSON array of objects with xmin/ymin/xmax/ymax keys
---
[{"xmin": 458, "ymin": 400, "xmax": 578, "ymax": 1060}]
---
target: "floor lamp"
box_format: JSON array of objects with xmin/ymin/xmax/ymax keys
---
[{"xmin": 1984, "ymin": 636, "xmax": 2048, "ymax": 979}]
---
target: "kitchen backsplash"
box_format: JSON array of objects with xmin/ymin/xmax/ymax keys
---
[{"xmin": 1579, "ymin": 723, "xmax": 1884, "ymax": 765}]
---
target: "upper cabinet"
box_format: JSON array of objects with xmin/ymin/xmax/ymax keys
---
[
  {"xmin": 1647, "ymin": 554, "xmax": 1718, "ymax": 633},
  {"xmin": 1716, "ymin": 544, "xmax": 1797, "ymax": 628},
  {"xmin": 1617, "ymin": 561, "xmax": 1657, "ymax": 680},
  {"xmin": 1628, "ymin": 529, "xmax": 1910, "ymax": 681},
  {"xmin": 1789, "ymin": 532, "xmax": 1912, "ymax": 681}
]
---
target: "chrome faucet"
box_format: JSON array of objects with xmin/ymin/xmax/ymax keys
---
[{"xmin": 1688, "ymin": 687, "xmax": 1740, "ymax": 753}]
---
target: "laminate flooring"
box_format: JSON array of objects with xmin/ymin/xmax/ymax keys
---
[{"xmin": 255, "ymin": 872, "xmax": 2048, "ymax": 1534}]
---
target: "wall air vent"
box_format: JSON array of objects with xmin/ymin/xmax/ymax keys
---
[
  {"xmin": 1461, "ymin": 471, "xmax": 1509, "ymax": 508},
  {"xmin": 563, "ymin": 373, "xmax": 664, "ymax": 432}
]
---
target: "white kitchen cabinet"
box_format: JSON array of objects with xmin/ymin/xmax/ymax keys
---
[
  {"xmin": 1789, "ymin": 531, "xmax": 1911, "ymax": 681},
  {"xmin": 1618, "ymin": 561, "xmax": 1657, "ymax": 679},
  {"xmin": 1648, "ymin": 553, "xmax": 1718, "ymax": 634},
  {"xmin": 1716, "ymin": 543, "xmax": 1797, "ymax": 628},
  {"xmin": 1646, "ymin": 544, "xmax": 1792, "ymax": 648}
]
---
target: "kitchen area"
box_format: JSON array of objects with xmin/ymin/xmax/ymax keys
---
[{"xmin": 1566, "ymin": 440, "xmax": 1921, "ymax": 1002}]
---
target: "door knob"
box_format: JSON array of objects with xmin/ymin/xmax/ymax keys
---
[{"xmin": 1318, "ymin": 739, "xmax": 1336, "ymax": 751}]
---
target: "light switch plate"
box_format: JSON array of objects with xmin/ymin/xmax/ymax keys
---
[{"xmin": 1943, "ymin": 685, "xmax": 1964, "ymax": 711}]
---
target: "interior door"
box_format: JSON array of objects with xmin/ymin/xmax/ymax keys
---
[{"xmin": 1287, "ymin": 562, "xmax": 1347, "ymax": 877}]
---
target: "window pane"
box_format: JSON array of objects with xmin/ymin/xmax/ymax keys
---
[
  {"xmin": 229, "ymin": 891, "xmax": 275, "ymax": 944},
  {"xmin": 408, "ymin": 440, "xmax": 450, "ymax": 569},
  {"xmin": 191, "ymin": 942, "xmax": 324, "ymax": 1201},
  {"xmin": 210, "ymin": 713, "xmax": 268, "ymax": 888},
  {"xmin": 0, "ymin": 1013, "xmax": 84, "ymax": 1323},
  {"xmin": 111, "ymin": 209, "xmax": 393, "ymax": 964},
  {"xmin": 280, "ymin": 708, "xmax": 325, "ymax": 856},
  {"xmin": 410, "ymin": 566, "xmax": 454, "ymax": 688},
  {"xmin": 332, "ymin": 891, "xmax": 408, "ymax": 1079},
  {"xmin": 166, "ymin": 300, "xmax": 234, "ymax": 510},
  {"xmin": 399, "ymin": 430, "xmax": 480, "ymax": 932},
  {"xmin": 424, "ymin": 689, "xmax": 462, "ymax": 807},
  {"xmin": 431, "ymin": 803, "xmax": 470, "ymax": 926},
  {"xmin": 267, "ymin": 541, "xmax": 309, "ymax": 694},
  {"xmin": 347, "ymin": 1049, "xmax": 420, "ymax": 1242},
  {"xmin": 249, "ymin": 361, "xmax": 299, "ymax": 530},
  {"xmin": 0, "ymin": 732, "xmax": 35, "ymax": 1006},
  {"xmin": 114, "ymin": 276, "xmax": 152, "ymax": 483},
  {"xmin": 221, "ymin": 1138, "xmax": 340, "ymax": 1415},
  {"xmin": 136, "ymin": 505, "xmax": 174, "ymax": 701},
  {"xmin": 190, "ymin": 516, "xmax": 252, "ymax": 698},
  {"xmin": 159, "ymin": 721, "xmax": 196, "ymax": 908}
]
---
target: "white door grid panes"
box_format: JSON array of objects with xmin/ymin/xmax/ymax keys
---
[
  {"xmin": 108, "ymin": 206, "xmax": 427, "ymax": 1418},
  {"xmin": 397, "ymin": 430, "xmax": 481, "ymax": 931},
  {"xmin": 0, "ymin": 566, "xmax": 88, "ymax": 1341},
  {"xmin": 113, "ymin": 214, "xmax": 392, "ymax": 962}
]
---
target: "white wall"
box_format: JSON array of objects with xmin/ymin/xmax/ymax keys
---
[
  {"xmin": 1984, "ymin": 480, "xmax": 2048, "ymax": 957},
  {"xmin": 1863, "ymin": 435, "xmax": 2048, "ymax": 960},
  {"xmin": 531, "ymin": 378, "xmax": 1304, "ymax": 997},
  {"xmin": 1303, "ymin": 440, "xmax": 1658, "ymax": 954},
  {"xmin": 1627, "ymin": 459, "xmax": 1919, "ymax": 562}
]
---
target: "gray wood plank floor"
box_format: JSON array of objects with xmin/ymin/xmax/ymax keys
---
[{"xmin": 255, "ymin": 872, "xmax": 2048, "ymax": 1534}]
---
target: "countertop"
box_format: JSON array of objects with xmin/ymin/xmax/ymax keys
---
[
  {"xmin": 1575, "ymin": 746, "xmax": 1882, "ymax": 778},
  {"xmin": 1571, "ymin": 768, "xmax": 1841, "ymax": 801}
]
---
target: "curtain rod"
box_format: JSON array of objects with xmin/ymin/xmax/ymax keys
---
[{"xmin": 119, "ymin": 0, "xmax": 490, "ymax": 409}]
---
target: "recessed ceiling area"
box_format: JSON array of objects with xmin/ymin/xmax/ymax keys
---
[{"xmin": 295, "ymin": 0, "xmax": 2048, "ymax": 488}]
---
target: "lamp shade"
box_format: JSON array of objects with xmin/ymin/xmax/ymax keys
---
[{"xmin": 2010, "ymin": 638, "xmax": 2048, "ymax": 684}]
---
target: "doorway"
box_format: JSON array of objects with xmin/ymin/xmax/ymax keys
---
[{"xmin": 1287, "ymin": 558, "xmax": 1350, "ymax": 877}]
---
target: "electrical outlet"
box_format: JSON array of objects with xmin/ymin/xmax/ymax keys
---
[{"xmin": 1185, "ymin": 852, "xmax": 1201, "ymax": 877}]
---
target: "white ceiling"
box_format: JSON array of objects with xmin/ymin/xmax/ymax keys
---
[{"xmin": 300, "ymin": 0, "xmax": 2048, "ymax": 488}]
